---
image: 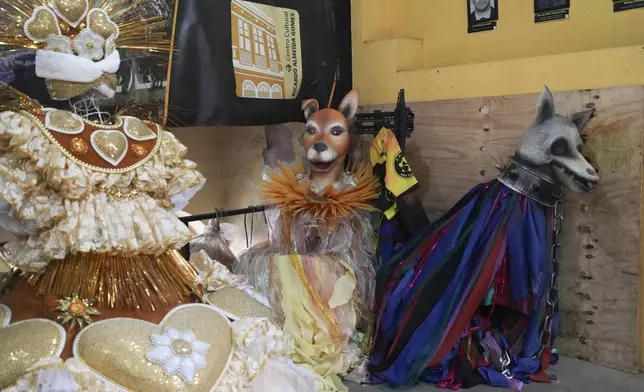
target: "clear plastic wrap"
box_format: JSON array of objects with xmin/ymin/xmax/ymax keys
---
[
  {"xmin": 233, "ymin": 188, "xmax": 377, "ymax": 391},
  {"xmin": 235, "ymin": 206, "xmax": 377, "ymax": 330},
  {"xmin": 190, "ymin": 218, "xmax": 239, "ymax": 269}
]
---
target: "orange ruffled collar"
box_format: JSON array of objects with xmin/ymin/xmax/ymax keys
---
[{"xmin": 260, "ymin": 163, "xmax": 380, "ymax": 219}]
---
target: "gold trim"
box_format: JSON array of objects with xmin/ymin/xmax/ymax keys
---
[
  {"xmin": 0, "ymin": 164, "xmax": 36, "ymax": 189},
  {"xmin": 28, "ymin": 250, "xmax": 202, "ymax": 312},
  {"xmin": 288, "ymin": 254, "xmax": 343, "ymax": 342},
  {"xmin": 19, "ymin": 111, "xmax": 164, "ymax": 174},
  {"xmin": 0, "ymin": 188, "xmax": 66, "ymax": 229},
  {"xmin": 163, "ymin": 0, "xmax": 180, "ymax": 127},
  {"xmin": 239, "ymin": 319, "xmax": 271, "ymax": 381}
]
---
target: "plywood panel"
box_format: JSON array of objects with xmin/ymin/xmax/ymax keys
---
[
  {"xmin": 362, "ymin": 86, "xmax": 643, "ymax": 372},
  {"xmin": 171, "ymin": 123, "xmax": 304, "ymax": 255}
]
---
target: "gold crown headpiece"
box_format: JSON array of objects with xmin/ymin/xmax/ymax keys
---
[{"xmin": 0, "ymin": 0, "xmax": 173, "ymax": 100}]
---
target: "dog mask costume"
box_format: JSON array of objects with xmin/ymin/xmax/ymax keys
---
[{"xmin": 301, "ymin": 89, "xmax": 358, "ymax": 191}]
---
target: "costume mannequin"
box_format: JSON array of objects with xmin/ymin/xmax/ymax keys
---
[
  {"xmin": 235, "ymin": 89, "xmax": 380, "ymax": 391},
  {"xmin": 0, "ymin": 2, "xmax": 314, "ymax": 391},
  {"xmin": 370, "ymin": 87, "xmax": 599, "ymax": 390}
]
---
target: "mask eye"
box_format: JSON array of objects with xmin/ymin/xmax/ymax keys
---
[
  {"xmin": 305, "ymin": 126, "xmax": 316, "ymax": 135},
  {"xmin": 550, "ymin": 139, "xmax": 569, "ymax": 155},
  {"xmin": 330, "ymin": 127, "xmax": 345, "ymax": 136}
]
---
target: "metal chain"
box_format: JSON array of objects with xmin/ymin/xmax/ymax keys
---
[{"xmin": 536, "ymin": 198, "xmax": 563, "ymax": 358}]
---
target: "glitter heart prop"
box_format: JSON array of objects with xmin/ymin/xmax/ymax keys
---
[
  {"xmin": 23, "ymin": 6, "xmax": 61, "ymax": 43},
  {"xmin": 123, "ymin": 116, "xmax": 158, "ymax": 141},
  {"xmin": 50, "ymin": 0, "xmax": 89, "ymax": 28},
  {"xmin": 87, "ymin": 8, "xmax": 119, "ymax": 40},
  {"xmin": 90, "ymin": 130, "xmax": 128, "ymax": 166},
  {"xmin": 0, "ymin": 304, "xmax": 67, "ymax": 390},
  {"xmin": 73, "ymin": 304, "xmax": 233, "ymax": 392}
]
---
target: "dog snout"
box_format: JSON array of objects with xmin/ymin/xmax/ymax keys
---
[{"xmin": 313, "ymin": 142, "xmax": 328, "ymax": 153}]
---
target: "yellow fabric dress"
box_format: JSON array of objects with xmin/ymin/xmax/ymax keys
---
[{"xmin": 236, "ymin": 165, "xmax": 379, "ymax": 391}]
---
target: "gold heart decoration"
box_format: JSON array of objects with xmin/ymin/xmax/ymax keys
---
[
  {"xmin": 87, "ymin": 8, "xmax": 119, "ymax": 40},
  {"xmin": 23, "ymin": 6, "xmax": 61, "ymax": 43},
  {"xmin": 90, "ymin": 130, "xmax": 128, "ymax": 166},
  {"xmin": 45, "ymin": 109, "xmax": 84, "ymax": 134},
  {"xmin": 73, "ymin": 304, "xmax": 233, "ymax": 392},
  {"xmin": 0, "ymin": 304, "xmax": 67, "ymax": 390},
  {"xmin": 123, "ymin": 116, "xmax": 158, "ymax": 141},
  {"xmin": 50, "ymin": 0, "xmax": 89, "ymax": 28},
  {"xmin": 205, "ymin": 287, "xmax": 275, "ymax": 323}
]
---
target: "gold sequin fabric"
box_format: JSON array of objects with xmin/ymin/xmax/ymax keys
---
[
  {"xmin": 74, "ymin": 305, "xmax": 233, "ymax": 392},
  {"xmin": 0, "ymin": 318, "xmax": 65, "ymax": 390},
  {"xmin": 3, "ymin": 312, "xmax": 304, "ymax": 392},
  {"xmin": 0, "ymin": 110, "xmax": 205, "ymax": 272},
  {"xmin": 206, "ymin": 288, "xmax": 275, "ymax": 323}
]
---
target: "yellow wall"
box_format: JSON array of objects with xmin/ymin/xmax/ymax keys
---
[{"xmin": 352, "ymin": 0, "xmax": 644, "ymax": 105}]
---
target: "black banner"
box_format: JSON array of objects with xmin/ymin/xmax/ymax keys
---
[
  {"xmin": 534, "ymin": 0, "xmax": 570, "ymax": 23},
  {"xmin": 167, "ymin": 0, "xmax": 349, "ymax": 126},
  {"xmin": 614, "ymin": 0, "xmax": 644, "ymax": 12}
]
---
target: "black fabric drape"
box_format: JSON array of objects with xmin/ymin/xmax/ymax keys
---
[{"xmin": 168, "ymin": 0, "xmax": 346, "ymax": 126}]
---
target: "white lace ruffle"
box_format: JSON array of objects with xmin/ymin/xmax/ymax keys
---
[{"xmin": 0, "ymin": 110, "xmax": 205, "ymax": 271}]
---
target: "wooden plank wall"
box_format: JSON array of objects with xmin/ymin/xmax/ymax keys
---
[
  {"xmin": 362, "ymin": 86, "xmax": 644, "ymax": 373},
  {"xmin": 171, "ymin": 124, "xmax": 303, "ymax": 255}
]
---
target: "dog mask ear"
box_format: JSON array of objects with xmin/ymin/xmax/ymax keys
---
[
  {"xmin": 302, "ymin": 99, "xmax": 319, "ymax": 120},
  {"xmin": 570, "ymin": 108, "xmax": 595, "ymax": 132},
  {"xmin": 338, "ymin": 89, "xmax": 359, "ymax": 123},
  {"xmin": 535, "ymin": 86, "xmax": 555, "ymax": 124}
]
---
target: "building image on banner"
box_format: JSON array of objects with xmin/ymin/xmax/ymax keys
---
[{"xmin": 231, "ymin": 0, "xmax": 285, "ymax": 99}]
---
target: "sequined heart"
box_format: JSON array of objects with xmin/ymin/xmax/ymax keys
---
[
  {"xmin": 0, "ymin": 304, "xmax": 67, "ymax": 390},
  {"xmin": 23, "ymin": 6, "xmax": 61, "ymax": 43},
  {"xmin": 205, "ymin": 287, "xmax": 275, "ymax": 323},
  {"xmin": 45, "ymin": 110, "xmax": 84, "ymax": 134},
  {"xmin": 74, "ymin": 304, "xmax": 233, "ymax": 392},
  {"xmin": 123, "ymin": 116, "xmax": 158, "ymax": 141},
  {"xmin": 87, "ymin": 8, "xmax": 119, "ymax": 40},
  {"xmin": 50, "ymin": 0, "xmax": 89, "ymax": 27},
  {"xmin": 90, "ymin": 130, "xmax": 128, "ymax": 166}
]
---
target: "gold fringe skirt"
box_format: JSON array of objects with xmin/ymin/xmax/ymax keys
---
[{"xmin": 26, "ymin": 250, "xmax": 203, "ymax": 312}]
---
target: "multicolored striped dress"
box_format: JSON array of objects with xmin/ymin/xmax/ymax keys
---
[{"xmin": 370, "ymin": 180, "xmax": 559, "ymax": 390}]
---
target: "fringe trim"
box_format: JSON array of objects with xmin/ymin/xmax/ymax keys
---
[
  {"xmin": 260, "ymin": 163, "xmax": 380, "ymax": 219},
  {"xmin": 26, "ymin": 250, "xmax": 202, "ymax": 311}
]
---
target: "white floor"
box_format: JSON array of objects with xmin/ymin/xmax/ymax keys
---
[{"xmin": 347, "ymin": 357, "xmax": 644, "ymax": 391}]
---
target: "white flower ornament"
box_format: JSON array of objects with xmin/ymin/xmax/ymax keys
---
[
  {"xmin": 105, "ymin": 36, "xmax": 117, "ymax": 56},
  {"xmin": 146, "ymin": 327, "xmax": 210, "ymax": 384},
  {"xmin": 44, "ymin": 35, "xmax": 73, "ymax": 54},
  {"xmin": 73, "ymin": 29, "xmax": 105, "ymax": 61}
]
